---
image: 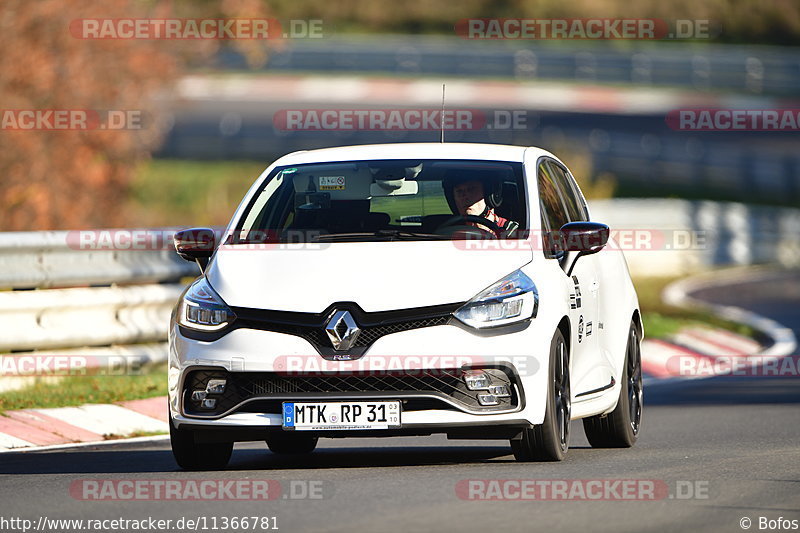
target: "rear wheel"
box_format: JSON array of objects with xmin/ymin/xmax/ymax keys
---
[
  {"xmin": 583, "ymin": 321, "xmax": 643, "ymax": 447},
  {"xmin": 512, "ymin": 328, "xmax": 570, "ymax": 461},
  {"xmin": 266, "ymin": 432, "xmax": 318, "ymax": 454},
  {"xmin": 169, "ymin": 422, "xmax": 233, "ymax": 470}
]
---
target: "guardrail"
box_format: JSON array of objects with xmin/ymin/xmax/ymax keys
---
[
  {"xmin": 591, "ymin": 199, "xmax": 800, "ymax": 276},
  {"xmin": 0, "ymin": 230, "xmax": 196, "ymax": 289},
  {"xmin": 1, "ymin": 200, "xmax": 798, "ymax": 380},
  {"xmin": 0, "ymin": 229, "xmax": 200, "ymax": 393},
  {"xmin": 219, "ymin": 36, "xmax": 800, "ymax": 96},
  {"xmin": 0, "ymin": 284, "xmax": 185, "ymax": 352}
]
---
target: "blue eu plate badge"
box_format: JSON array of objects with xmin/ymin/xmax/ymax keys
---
[{"xmin": 283, "ymin": 402, "xmax": 295, "ymax": 428}]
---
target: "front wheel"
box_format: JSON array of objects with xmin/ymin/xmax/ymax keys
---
[
  {"xmin": 583, "ymin": 320, "xmax": 643, "ymax": 447},
  {"xmin": 170, "ymin": 422, "xmax": 233, "ymax": 470},
  {"xmin": 512, "ymin": 328, "xmax": 570, "ymax": 461}
]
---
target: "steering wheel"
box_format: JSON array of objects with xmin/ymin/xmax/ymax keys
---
[{"xmin": 436, "ymin": 214, "xmax": 502, "ymax": 237}]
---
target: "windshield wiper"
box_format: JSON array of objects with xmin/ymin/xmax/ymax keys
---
[
  {"xmin": 373, "ymin": 229, "xmax": 446, "ymax": 240},
  {"xmin": 313, "ymin": 230, "xmax": 446, "ymax": 242}
]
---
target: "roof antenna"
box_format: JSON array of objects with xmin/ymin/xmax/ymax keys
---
[{"xmin": 440, "ymin": 83, "xmax": 446, "ymax": 143}]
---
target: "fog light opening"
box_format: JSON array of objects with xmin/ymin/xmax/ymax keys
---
[
  {"xmin": 463, "ymin": 370, "xmax": 491, "ymax": 390},
  {"xmin": 206, "ymin": 379, "xmax": 227, "ymax": 394},
  {"xmin": 200, "ymin": 398, "xmax": 217, "ymax": 409},
  {"xmin": 488, "ymin": 385, "xmax": 511, "ymax": 397},
  {"xmin": 477, "ymin": 394, "xmax": 500, "ymax": 406}
]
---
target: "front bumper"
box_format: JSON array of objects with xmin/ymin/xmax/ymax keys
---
[{"xmin": 168, "ymin": 320, "xmax": 551, "ymax": 434}]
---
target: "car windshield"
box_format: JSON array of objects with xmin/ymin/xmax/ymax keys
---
[{"xmin": 232, "ymin": 159, "xmax": 527, "ymax": 243}]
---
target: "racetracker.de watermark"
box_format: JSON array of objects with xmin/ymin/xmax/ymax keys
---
[
  {"xmin": 69, "ymin": 18, "xmax": 323, "ymax": 39},
  {"xmin": 667, "ymin": 355, "xmax": 800, "ymax": 378},
  {"xmin": 451, "ymin": 229, "xmax": 706, "ymax": 252},
  {"xmin": 0, "ymin": 355, "xmax": 146, "ymax": 377},
  {"xmin": 62, "ymin": 228, "xmax": 706, "ymax": 252},
  {"xmin": 273, "ymin": 354, "xmax": 539, "ymax": 377},
  {"xmin": 273, "ymin": 109, "xmax": 529, "ymax": 131},
  {"xmin": 455, "ymin": 19, "xmax": 713, "ymax": 40},
  {"xmin": 69, "ymin": 479, "xmax": 332, "ymax": 500},
  {"xmin": 65, "ymin": 229, "xmax": 330, "ymax": 251},
  {"xmin": 456, "ymin": 479, "xmax": 710, "ymax": 501},
  {"xmin": 666, "ymin": 109, "xmax": 800, "ymax": 131},
  {"xmin": 1, "ymin": 110, "xmax": 144, "ymax": 130}
]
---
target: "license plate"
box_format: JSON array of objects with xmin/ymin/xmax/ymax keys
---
[{"xmin": 282, "ymin": 401, "xmax": 401, "ymax": 430}]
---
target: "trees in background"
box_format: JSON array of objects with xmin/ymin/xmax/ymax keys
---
[{"xmin": 0, "ymin": 0, "xmax": 271, "ymax": 230}]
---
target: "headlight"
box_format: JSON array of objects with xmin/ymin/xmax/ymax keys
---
[
  {"xmin": 454, "ymin": 270, "xmax": 538, "ymax": 329},
  {"xmin": 178, "ymin": 278, "xmax": 236, "ymax": 331}
]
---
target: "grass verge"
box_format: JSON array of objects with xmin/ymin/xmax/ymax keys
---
[
  {"xmin": 0, "ymin": 363, "xmax": 168, "ymax": 413},
  {"xmin": 103, "ymin": 430, "xmax": 167, "ymax": 440},
  {"xmin": 635, "ymin": 276, "xmax": 757, "ymax": 340},
  {"xmin": 129, "ymin": 159, "xmax": 265, "ymax": 227}
]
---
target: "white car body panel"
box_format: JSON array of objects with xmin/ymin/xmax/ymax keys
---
[
  {"xmin": 169, "ymin": 143, "xmax": 640, "ymax": 436},
  {"xmin": 207, "ymin": 242, "xmax": 533, "ymax": 312}
]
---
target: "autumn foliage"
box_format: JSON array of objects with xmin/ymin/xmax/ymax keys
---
[{"xmin": 0, "ymin": 0, "xmax": 271, "ymax": 231}]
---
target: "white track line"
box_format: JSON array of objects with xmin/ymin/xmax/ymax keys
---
[
  {"xmin": 663, "ymin": 267, "xmax": 797, "ymax": 359},
  {"xmin": 0, "ymin": 432, "xmax": 35, "ymax": 449},
  {"xmin": 34, "ymin": 404, "xmax": 168, "ymax": 436},
  {"xmin": 0, "ymin": 434, "xmax": 169, "ymax": 454},
  {"xmin": 682, "ymin": 327, "xmax": 761, "ymax": 354}
]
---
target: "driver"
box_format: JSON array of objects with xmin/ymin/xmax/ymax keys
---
[{"xmin": 450, "ymin": 178, "xmax": 518, "ymax": 238}]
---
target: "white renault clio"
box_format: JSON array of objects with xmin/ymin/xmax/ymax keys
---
[{"xmin": 168, "ymin": 143, "xmax": 643, "ymax": 469}]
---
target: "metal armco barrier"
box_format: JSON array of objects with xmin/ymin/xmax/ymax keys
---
[
  {"xmin": 590, "ymin": 199, "xmax": 800, "ymax": 276},
  {"xmin": 0, "ymin": 230, "xmax": 199, "ymax": 392},
  {"xmin": 0, "ymin": 230, "xmax": 197, "ymax": 289},
  {"xmin": 219, "ymin": 36, "xmax": 800, "ymax": 96},
  {"xmin": 0, "ymin": 284, "xmax": 185, "ymax": 352},
  {"xmin": 1, "ymin": 200, "xmax": 798, "ymax": 357}
]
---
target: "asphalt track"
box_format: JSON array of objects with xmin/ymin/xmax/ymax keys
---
[{"xmin": 1, "ymin": 270, "xmax": 798, "ymax": 533}]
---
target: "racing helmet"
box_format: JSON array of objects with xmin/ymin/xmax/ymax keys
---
[{"xmin": 441, "ymin": 169, "xmax": 504, "ymax": 214}]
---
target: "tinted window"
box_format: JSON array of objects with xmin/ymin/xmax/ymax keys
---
[
  {"xmin": 537, "ymin": 161, "xmax": 569, "ymax": 232},
  {"xmin": 547, "ymin": 161, "xmax": 588, "ymax": 222},
  {"xmin": 233, "ymin": 159, "xmax": 527, "ymax": 242}
]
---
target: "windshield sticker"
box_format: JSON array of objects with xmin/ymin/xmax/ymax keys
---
[{"xmin": 319, "ymin": 176, "xmax": 346, "ymax": 190}]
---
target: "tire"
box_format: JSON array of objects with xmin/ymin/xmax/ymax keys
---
[
  {"xmin": 512, "ymin": 328, "xmax": 571, "ymax": 462},
  {"xmin": 169, "ymin": 421, "xmax": 233, "ymax": 470},
  {"xmin": 583, "ymin": 320, "xmax": 643, "ymax": 448},
  {"xmin": 266, "ymin": 432, "xmax": 318, "ymax": 454}
]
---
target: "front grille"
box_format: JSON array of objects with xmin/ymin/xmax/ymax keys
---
[
  {"xmin": 353, "ymin": 316, "xmax": 451, "ymax": 346},
  {"xmin": 182, "ymin": 367, "xmax": 518, "ymax": 417},
  {"xmin": 230, "ymin": 302, "xmax": 460, "ymax": 357},
  {"xmin": 240, "ymin": 370, "xmax": 466, "ymax": 395}
]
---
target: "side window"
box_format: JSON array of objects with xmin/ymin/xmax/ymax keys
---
[
  {"xmin": 537, "ymin": 161, "xmax": 569, "ymax": 257},
  {"xmin": 547, "ymin": 161, "xmax": 588, "ymax": 222}
]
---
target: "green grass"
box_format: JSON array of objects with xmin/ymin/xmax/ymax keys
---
[
  {"xmin": 131, "ymin": 159, "xmax": 457, "ymax": 228},
  {"xmin": 0, "ymin": 363, "xmax": 168, "ymax": 413},
  {"xmin": 104, "ymin": 430, "xmax": 167, "ymax": 440},
  {"xmin": 634, "ymin": 276, "xmax": 757, "ymax": 340},
  {"xmin": 129, "ymin": 159, "xmax": 266, "ymax": 227},
  {"xmin": 370, "ymin": 181, "xmax": 451, "ymax": 223}
]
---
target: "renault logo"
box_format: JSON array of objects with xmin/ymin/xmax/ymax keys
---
[{"xmin": 325, "ymin": 310, "xmax": 361, "ymax": 351}]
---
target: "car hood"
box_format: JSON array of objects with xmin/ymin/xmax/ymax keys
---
[{"xmin": 206, "ymin": 241, "xmax": 533, "ymax": 312}]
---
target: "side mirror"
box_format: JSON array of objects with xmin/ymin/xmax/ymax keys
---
[
  {"xmin": 558, "ymin": 222, "xmax": 610, "ymax": 277},
  {"xmin": 560, "ymin": 221, "xmax": 610, "ymax": 254},
  {"xmin": 174, "ymin": 228, "xmax": 216, "ymax": 269}
]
